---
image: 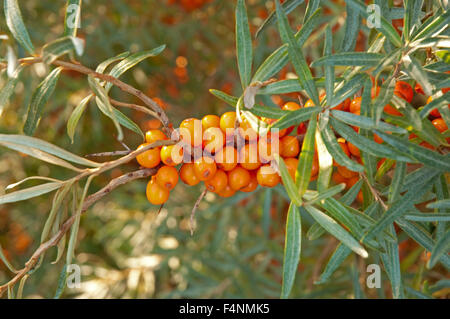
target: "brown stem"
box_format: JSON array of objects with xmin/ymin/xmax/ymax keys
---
[
  {"xmin": 190, "ymin": 187, "xmax": 208, "ymax": 236},
  {"xmin": 0, "ymin": 168, "xmax": 158, "ymax": 297}
]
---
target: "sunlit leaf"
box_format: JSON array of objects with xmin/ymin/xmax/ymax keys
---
[{"xmin": 4, "ymin": 0, "xmax": 34, "ymax": 54}]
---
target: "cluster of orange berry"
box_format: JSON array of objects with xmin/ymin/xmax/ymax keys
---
[{"xmin": 135, "ymin": 101, "xmax": 319, "ymax": 205}]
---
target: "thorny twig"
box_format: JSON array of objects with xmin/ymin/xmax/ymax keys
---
[{"xmin": 190, "ymin": 187, "xmax": 208, "ymax": 236}]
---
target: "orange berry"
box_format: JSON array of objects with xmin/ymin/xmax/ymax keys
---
[
  {"xmin": 264, "ymin": 118, "xmax": 288, "ymax": 138},
  {"xmin": 220, "ymin": 112, "xmax": 237, "ymax": 136},
  {"xmin": 371, "ymin": 86, "xmax": 380, "ymax": 98},
  {"xmin": 228, "ymin": 166, "xmax": 251, "ymax": 191},
  {"xmin": 304, "ymin": 99, "xmax": 316, "ymax": 108},
  {"xmin": 282, "ymin": 101, "xmax": 301, "ymax": 111},
  {"xmin": 240, "ymin": 171, "xmax": 258, "ymax": 192},
  {"xmin": 356, "ymin": 190, "xmax": 364, "ymax": 203},
  {"xmin": 374, "ymin": 133, "xmax": 384, "ymax": 144},
  {"xmin": 145, "ymin": 129, "xmax": 167, "ymax": 144},
  {"xmin": 297, "ymin": 122, "xmax": 307, "ymax": 135},
  {"xmin": 215, "ymin": 146, "xmax": 238, "ymax": 171},
  {"xmin": 160, "ymin": 144, "xmax": 183, "ymax": 166},
  {"xmin": 203, "ymin": 127, "xmax": 225, "ymax": 154},
  {"xmin": 415, "ymin": 83, "xmax": 425, "ymax": 95},
  {"xmin": 337, "ymin": 165, "xmax": 358, "ymax": 179},
  {"xmin": 180, "ymin": 118, "xmax": 202, "ymax": 147},
  {"xmin": 333, "ymin": 98, "xmax": 351, "ymax": 111},
  {"xmin": 337, "ymin": 138, "xmax": 350, "ymax": 157},
  {"xmin": 146, "ymin": 179, "xmax": 169, "ymax": 205},
  {"xmin": 205, "ymin": 169, "xmax": 228, "ymax": 193},
  {"xmin": 180, "ymin": 163, "xmax": 200, "ymax": 186},
  {"xmin": 350, "ymin": 97, "xmax": 361, "ymax": 115},
  {"xmin": 280, "ymin": 135, "xmax": 300, "ymax": 158},
  {"xmin": 311, "ymin": 154, "xmax": 319, "ymax": 177},
  {"xmin": 155, "ymin": 166, "xmax": 179, "ymax": 190},
  {"xmin": 347, "ymin": 176, "xmax": 359, "ymax": 189},
  {"xmin": 384, "ymin": 104, "xmax": 402, "ymax": 116},
  {"xmin": 284, "ymin": 157, "xmax": 299, "ymax": 181},
  {"xmin": 239, "ymin": 144, "xmax": 261, "ymax": 170},
  {"xmin": 394, "ymin": 81, "xmax": 413, "ymax": 103},
  {"xmin": 194, "ymin": 157, "xmax": 217, "ymax": 181},
  {"xmin": 332, "ymin": 171, "xmax": 347, "ymax": 186},
  {"xmin": 258, "ymin": 138, "xmax": 279, "ymax": 163},
  {"xmin": 256, "ymin": 165, "xmax": 281, "ymax": 187},
  {"xmin": 347, "ymin": 142, "xmax": 360, "ymax": 157},
  {"xmin": 136, "ymin": 143, "xmax": 161, "ymax": 168},
  {"xmin": 217, "ymin": 184, "xmax": 236, "ymax": 198},
  {"xmin": 238, "ymin": 116, "xmax": 258, "ymax": 141},
  {"xmin": 201, "ymin": 114, "xmax": 220, "ymax": 130},
  {"xmin": 432, "ymin": 118, "xmax": 448, "ymax": 133},
  {"xmin": 420, "ymin": 141, "xmax": 435, "ymax": 150}
]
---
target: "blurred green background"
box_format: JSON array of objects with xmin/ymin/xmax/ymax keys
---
[{"xmin": 0, "ymin": 0, "xmax": 443, "ymax": 299}]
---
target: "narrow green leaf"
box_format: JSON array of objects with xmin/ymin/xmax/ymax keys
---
[
  {"xmin": 64, "ymin": 0, "xmax": 82, "ymax": 37},
  {"xmin": 307, "ymin": 222, "xmax": 325, "ymax": 241},
  {"xmin": 412, "ymin": 9, "xmax": 450, "ymax": 41},
  {"xmin": 341, "ymin": 4, "xmax": 361, "ymax": 52},
  {"xmin": 402, "ymin": 55, "xmax": 433, "ymax": 96},
  {"xmin": 404, "ymin": 212, "xmax": 450, "ymax": 222},
  {"xmin": 427, "ymin": 199, "xmax": 450, "ymax": 210},
  {"xmin": 320, "ymin": 122, "xmax": 364, "ymax": 172},
  {"xmin": 276, "ymin": 0, "xmax": 319, "ymax": 105},
  {"xmin": 311, "ymin": 52, "xmax": 384, "ymax": 67},
  {"xmin": 316, "ymin": 243, "xmax": 350, "ymax": 284},
  {"xmin": 255, "ymin": 0, "xmax": 305, "ymax": 38},
  {"xmin": 303, "ymin": 0, "xmax": 320, "ymax": 23},
  {"xmin": 0, "ymin": 134, "xmax": 101, "ymax": 167},
  {"xmin": 380, "ymin": 224, "xmax": 403, "ymax": 299},
  {"xmin": 0, "ymin": 242, "xmax": 18, "ymax": 273},
  {"xmin": 96, "ymin": 51, "xmax": 130, "ymax": 74},
  {"xmin": 235, "ymin": 0, "xmax": 252, "ymax": 88},
  {"xmin": 0, "ymin": 182, "xmax": 63, "ymax": 205},
  {"xmin": 304, "ymin": 205, "xmax": 368, "ymax": 258},
  {"xmin": 281, "ymin": 203, "xmax": 302, "ymax": 299},
  {"xmin": 67, "ymin": 94, "xmax": 93, "ymax": 143},
  {"xmin": 296, "ymin": 114, "xmax": 317, "ymax": 196},
  {"xmin": 323, "ymin": 25, "xmax": 334, "ymax": 108},
  {"xmin": 54, "ymin": 265, "xmax": 68, "ymax": 299},
  {"xmin": 427, "ymin": 230, "xmax": 450, "ymax": 269},
  {"xmin": 388, "ymin": 161, "xmax": 406, "ymax": 204},
  {"xmin": 252, "ymin": 8, "xmax": 322, "ymax": 82},
  {"xmin": 0, "ymin": 65, "xmax": 23, "ymax": 111},
  {"xmin": 209, "ymin": 89, "xmax": 239, "ymax": 107},
  {"xmin": 270, "ymin": 106, "xmax": 320, "ymax": 130},
  {"xmin": 42, "ymin": 36, "xmax": 84, "ymax": 64},
  {"xmin": 305, "ymin": 184, "xmax": 346, "ymax": 206},
  {"xmin": 4, "ymin": 0, "xmax": 35, "ymax": 54},
  {"xmin": 105, "ymin": 45, "xmax": 166, "ymax": 92},
  {"xmin": 275, "ymin": 156, "xmax": 302, "ymax": 206},
  {"xmin": 374, "ymin": 130, "xmax": 450, "ymax": 171},
  {"xmin": 23, "ymin": 67, "xmax": 63, "ymax": 136},
  {"xmin": 341, "ymin": 179, "xmax": 363, "ymax": 205},
  {"xmin": 330, "ymin": 118, "xmax": 413, "ymax": 162},
  {"xmin": 332, "ymin": 110, "xmax": 407, "ymax": 134}
]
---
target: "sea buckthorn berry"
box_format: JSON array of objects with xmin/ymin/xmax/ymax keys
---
[
  {"xmin": 333, "ymin": 98, "xmax": 351, "ymax": 111},
  {"xmin": 297, "ymin": 122, "xmax": 307, "ymax": 135},
  {"xmin": 337, "ymin": 138, "xmax": 350, "ymax": 157},
  {"xmin": 384, "ymin": 104, "xmax": 402, "ymax": 116},
  {"xmin": 280, "ymin": 136, "xmax": 300, "ymax": 158},
  {"xmin": 203, "ymin": 127, "xmax": 225, "ymax": 154},
  {"xmin": 263, "ymin": 118, "xmax": 288, "ymax": 139},
  {"xmin": 258, "ymin": 138, "xmax": 279, "ymax": 164},
  {"xmin": 282, "ymin": 101, "xmax": 301, "ymax": 111},
  {"xmin": 201, "ymin": 114, "xmax": 220, "ymax": 130},
  {"xmin": 347, "ymin": 142, "xmax": 360, "ymax": 157},
  {"xmin": 194, "ymin": 156, "xmax": 217, "ymax": 181},
  {"xmin": 146, "ymin": 179, "xmax": 169, "ymax": 205},
  {"xmin": 239, "ymin": 144, "xmax": 261, "ymax": 170},
  {"xmin": 155, "ymin": 166, "xmax": 179, "ymax": 191},
  {"xmin": 347, "ymin": 176, "xmax": 359, "ymax": 189},
  {"xmin": 374, "ymin": 133, "xmax": 384, "ymax": 144},
  {"xmin": 205, "ymin": 169, "xmax": 228, "ymax": 193},
  {"xmin": 356, "ymin": 190, "xmax": 364, "ymax": 203},
  {"xmin": 371, "ymin": 86, "xmax": 380, "ymax": 98},
  {"xmin": 220, "ymin": 112, "xmax": 237, "ymax": 136},
  {"xmin": 145, "ymin": 129, "xmax": 167, "ymax": 144},
  {"xmin": 311, "ymin": 154, "xmax": 319, "ymax": 178},
  {"xmin": 180, "ymin": 118, "xmax": 202, "ymax": 147},
  {"xmin": 332, "ymin": 171, "xmax": 347, "ymax": 186},
  {"xmin": 240, "ymin": 171, "xmax": 258, "ymax": 193},
  {"xmin": 432, "ymin": 118, "xmax": 448, "ymax": 133},
  {"xmin": 415, "ymin": 83, "xmax": 425, "ymax": 95},
  {"xmin": 420, "ymin": 141, "xmax": 435, "ymax": 150},
  {"xmin": 257, "ymin": 165, "xmax": 281, "ymax": 187},
  {"xmin": 284, "ymin": 157, "xmax": 299, "ymax": 181},
  {"xmin": 304, "ymin": 99, "xmax": 315, "ymax": 108},
  {"xmin": 136, "ymin": 143, "xmax": 161, "ymax": 168},
  {"xmin": 238, "ymin": 116, "xmax": 258, "ymax": 141},
  {"xmin": 160, "ymin": 144, "xmax": 184, "ymax": 166},
  {"xmin": 350, "ymin": 97, "xmax": 362, "ymax": 115},
  {"xmin": 215, "ymin": 146, "xmax": 238, "ymax": 171},
  {"xmin": 217, "ymin": 184, "xmax": 236, "ymax": 198},
  {"xmin": 394, "ymin": 81, "xmax": 413, "ymax": 103},
  {"xmin": 228, "ymin": 166, "xmax": 251, "ymax": 191},
  {"xmin": 180, "ymin": 163, "xmax": 200, "ymax": 186},
  {"xmin": 337, "ymin": 165, "xmax": 358, "ymax": 179}
]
